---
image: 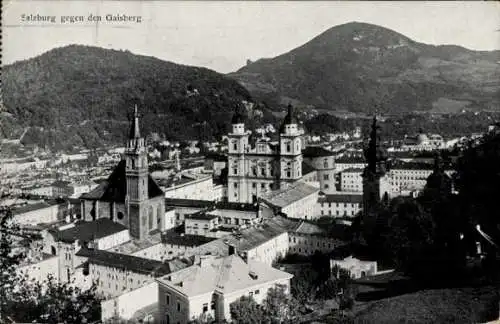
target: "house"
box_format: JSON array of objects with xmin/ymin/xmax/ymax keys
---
[
  {"xmin": 331, "ymin": 256, "xmax": 378, "ymax": 279},
  {"xmin": 156, "ymin": 253, "xmax": 293, "ymax": 323},
  {"xmin": 259, "ymin": 182, "xmax": 319, "ymax": 220}
]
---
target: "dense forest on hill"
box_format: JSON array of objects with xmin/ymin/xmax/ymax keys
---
[{"xmin": 2, "ymin": 45, "xmax": 255, "ymax": 151}]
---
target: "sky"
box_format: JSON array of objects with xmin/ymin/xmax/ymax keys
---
[{"xmin": 3, "ymin": 1, "xmax": 500, "ymax": 73}]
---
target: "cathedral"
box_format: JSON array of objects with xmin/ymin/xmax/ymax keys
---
[
  {"xmin": 227, "ymin": 104, "xmax": 305, "ymax": 203},
  {"xmin": 80, "ymin": 106, "xmax": 165, "ymax": 240}
]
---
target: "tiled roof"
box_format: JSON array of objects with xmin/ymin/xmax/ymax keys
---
[
  {"xmin": 77, "ymin": 248, "xmax": 190, "ymax": 276},
  {"xmin": 302, "ymin": 146, "xmax": 335, "ymax": 158},
  {"xmin": 319, "ymin": 194, "xmax": 363, "ymax": 204},
  {"xmin": 157, "ymin": 254, "xmax": 292, "ymax": 296},
  {"xmin": 260, "ymin": 182, "xmax": 319, "ymax": 208},
  {"xmin": 52, "ymin": 218, "xmax": 128, "ymax": 243},
  {"xmin": 80, "ymin": 160, "xmax": 164, "ymax": 201}
]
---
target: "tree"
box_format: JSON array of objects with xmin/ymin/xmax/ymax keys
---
[
  {"xmin": 0, "ymin": 207, "xmax": 101, "ymax": 323},
  {"xmin": 230, "ymin": 295, "xmax": 264, "ymax": 324},
  {"xmin": 379, "ymin": 197, "xmax": 437, "ymax": 279},
  {"xmin": 262, "ymin": 284, "xmax": 300, "ymax": 324}
]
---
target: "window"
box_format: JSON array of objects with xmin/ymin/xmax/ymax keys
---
[
  {"xmin": 203, "ymin": 303, "xmax": 208, "ymax": 312},
  {"xmin": 323, "ymin": 159, "xmax": 328, "ymax": 168},
  {"xmin": 261, "ymin": 183, "xmax": 265, "ymax": 189},
  {"xmin": 233, "ymin": 141, "xmax": 238, "ymax": 151},
  {"xmin": 255, "ymin": 289, "xmax": 260, "ymax": 294},
  {"xmin": 323, "ymin": 174, "xmax": 329, "ymax": 180},
  {"xmin": 260, "ymin": 167, "xmax": 266, "ymax": 176},
  {"xmin": 211, "ymin": 301, "xmax": 216, "ymax": 310},
  {"xmin": 177, "ymin": 302, "xmax": 181, "ymax": 312},
  {"xmin": 286, "ymin": 171, "xmax": 291, "ymax": 178},
  {"xmin": 252, "ymin": 183, "xmax": 256, "ymax": 189},
  {"xmin": 249, "ymin": 291, "xmax": 253, "ymax": 297},
  {"xmin": 234, "ymin": 183, "xmax": 238, "ymax": 188},
  {"xmin": 324, "ymin": 184, "xmax": 329, "ymax": 189},
  {"xmin": 175, "ymin": 213, "xmax": 180, "ymax": 220},
  {"xmin": 233, "ymin": 168, "xmax": 238, "ymax": 175},
  {"xmin": 286, "ymin": 142, "xmax": 291, "ymax": 152}
]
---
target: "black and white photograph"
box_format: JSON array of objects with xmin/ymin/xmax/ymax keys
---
[{"xmin": 1, "ymin": 1, "xmax": 500, "ymax": 323}]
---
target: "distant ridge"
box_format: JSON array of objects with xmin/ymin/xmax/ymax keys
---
[{"xmin": 229, "ymin": 22, "xmax": 500, "ymax": 114}]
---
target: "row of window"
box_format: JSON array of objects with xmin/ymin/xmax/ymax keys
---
[
  {"xmin": 320, "ymin": 202, "xmax": 359, "ymax": 208},
  {"xmin": 321, "ymin": 210, "xmax": 357, "ymax": 217}
]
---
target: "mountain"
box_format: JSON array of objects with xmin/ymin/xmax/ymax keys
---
[
  {"xmin": 229, "ymin": 22, "xmax": 500, "ymax": 114},
  {"xmin": 1, "ymin": 45, "xmax": 254, "ymax": 151}
]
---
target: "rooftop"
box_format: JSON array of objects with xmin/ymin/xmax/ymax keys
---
[
  {"xmin": 162, "ymin": 228, "xmax": 216, "ymax": 247},
  {"xmin": 302, "ymin": 161, "xmax": 316, "ymax": 175},
  {"xmin": 12, "ymin": 200, "xmax": 64, "ymax": 215},
  {"xmin": 303, "ymin": 146, "xmax": 335, "ymax": 158},
  {"xmin": 110, "ymin": 232, "xmax": 162, "ymax": 255},
  {"xmin": 336, "ymin": 156, "xmax": 366, "ymax": 164},
  {"xmin": 185, "ymin": 212, "xmax": 219, "ymax": 222},
  {"xmin": 77, "ymin": 248, "xmax": 190, "ymax": 277},
  {"xmin": 51, "ymin": 218, "xmax": 128, "ymax": 243},
  {"xmin": 164, "ymin": 198, "xmax": 214, "ymax": 209},
  {"xmin": 80, "ymin": 160, "xmax": 164, "ymax": 201},
  {"xmin": 319, "ymin": 193, "xmax": 364, "ymax": 204},
  {"xmin": 157, "ymin": 254, "xmax": 292, "ymax": 296},
  {"xmin": 260, "ymin": 182, "xmax": 319, "ymax": 208}
]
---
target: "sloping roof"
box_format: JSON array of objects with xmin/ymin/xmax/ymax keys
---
[
  {"xmin": 294, "ymin": 221, "xmax": 325, "ymax": 235},
  {"xmin": 302, "ymin": 161, "xmax": 316, "ymax": 175},
  {"xmin": 77, "ymin": 248, "xmax": 190, "ymax": 276},
  {"xmin": 80, "ymin": 160, "xmax": 163, "ymax": 201},
  {"xmin": 162, "ymin": 228, "xmax": 216, "ymax": 247},
  {"xmin": 157, "ymin": 254, "xmax": 292, "ymax": 297},
  {"xmin": 260, "ymin": 182, "xmax": 319, "ymax": 208},
  {"xmin": 12, "ymin": 200, "xmax": 63, "ymax": 215},
  {"xmin": 52, "ymin": 218, "xmax": 128, "ymax": 243},
  {"xmin": 302, "ymin": 146, "xmax": 335, "ymax": 158}
]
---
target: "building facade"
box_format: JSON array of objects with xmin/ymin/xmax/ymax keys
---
[{"xmin": 227, "ymin": 105, "xmax": 304, "ymax": 203}]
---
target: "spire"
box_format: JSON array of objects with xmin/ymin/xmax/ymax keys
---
[
  {"xmin": 364, "ymin": 115, "xmax": 387, "ymax": 176},
  {"xmin": 231, "ymin": 108, "xmax": 245, "ymax": 124},
  {"xmin": 280, "ymin": 104, "xmax": 298, "ymax": 133},
  {"xmin": 129, "ymin": 104, "xmax": 141, "ymax": 139}
]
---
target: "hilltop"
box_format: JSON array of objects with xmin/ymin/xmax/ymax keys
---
[
  {"xmin": 230, "ymin": 22, "xmax": 500, "ymax": 114},
  {"xmin": 2, "ymin": 45, "xmax": 254, "ymax": 151}
]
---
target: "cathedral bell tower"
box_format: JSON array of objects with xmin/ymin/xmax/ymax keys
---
[
  {"xmin": 362, "ymin": 115, "xmax": 388, "ymax": 226},
  {"xmin": 278, "ymin": 104, "xmax": 304, "ymax": 188},
  {"xmin": 125, "ymin": 105, "xmax": 149, "ymax": 238},
  {"xmin": 227, "ymin": 109, "xmax": 250, "ymax": 203}
]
